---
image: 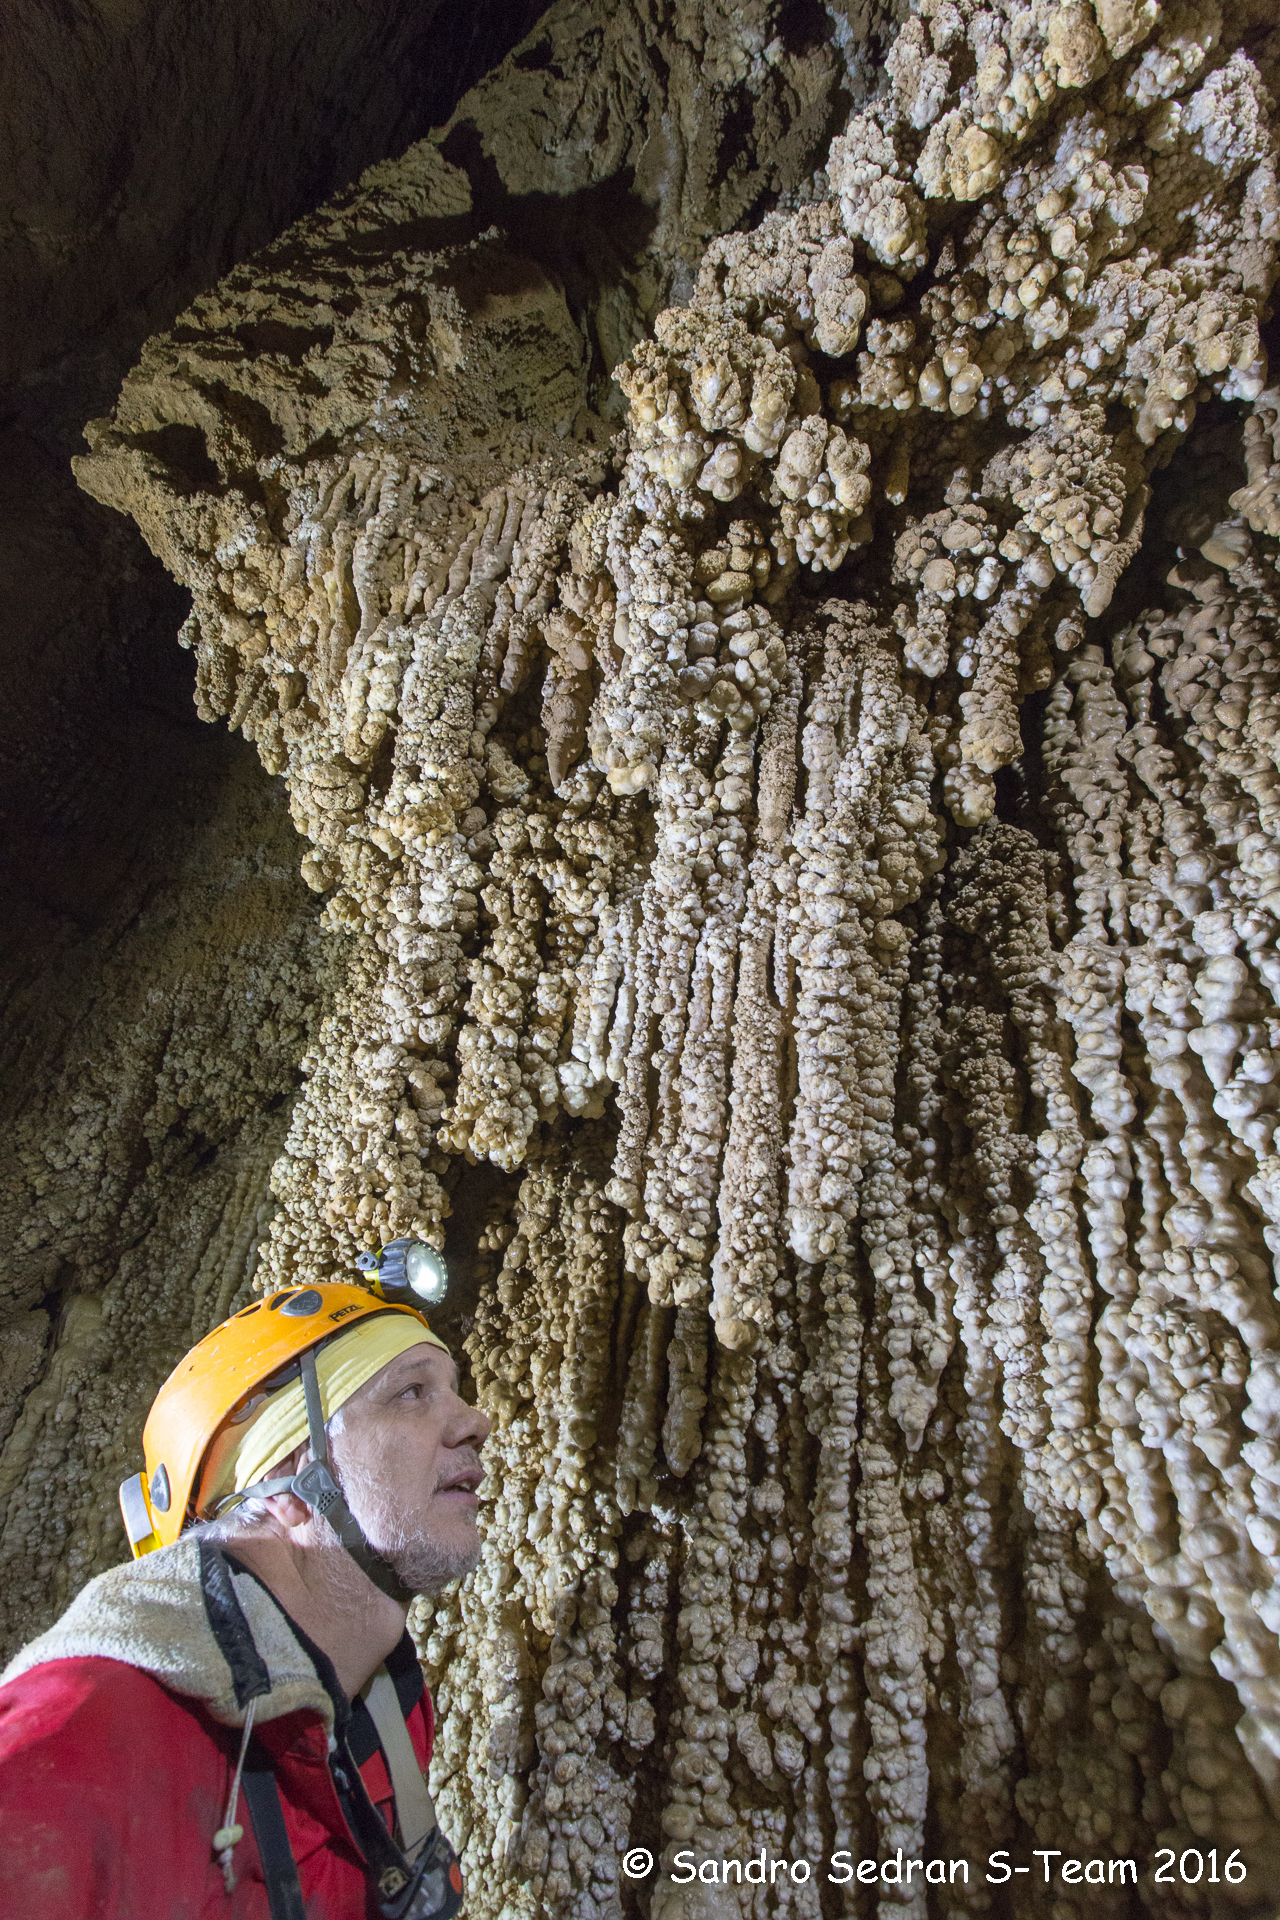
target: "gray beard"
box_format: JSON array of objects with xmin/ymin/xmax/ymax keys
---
[
  {"xmin": 337, "ymin": 1446, "xmax": 484, "ymax": 1596},
  {"xmin": 383, "ymin": 1531, "xmax": 481, "ymax": 1596}
]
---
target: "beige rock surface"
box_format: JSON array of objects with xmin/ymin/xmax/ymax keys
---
[{"xmin": 23, "ymin": 0, "xmax": 1280, "ymax": 1909}]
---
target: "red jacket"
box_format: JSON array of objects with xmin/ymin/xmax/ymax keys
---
[{"xmin": 0, "ymin": 1540, "xmax": 435, "ymax": 1920}]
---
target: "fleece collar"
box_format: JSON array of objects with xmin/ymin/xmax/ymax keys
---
[{"xmin": 0, "ymin": 1535, "xmax": 342, "ymax": 1732}]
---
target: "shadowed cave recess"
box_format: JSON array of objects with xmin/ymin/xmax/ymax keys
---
[{"xmin": 7, "ymin": 0, "xmax": 1280, "ymax": 1913}]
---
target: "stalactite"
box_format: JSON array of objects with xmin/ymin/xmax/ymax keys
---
[{"xmin": 67, "ymin": 0, "xmax": 1280, "ymax": 1909}]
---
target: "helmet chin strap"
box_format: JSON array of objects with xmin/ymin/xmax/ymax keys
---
[{"xmin": 223, "ymin": 1347, "xmax": 414, "ymax": 1607}]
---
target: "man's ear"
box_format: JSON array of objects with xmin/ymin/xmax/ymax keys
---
[
  {"xmin": 261, "ymin": 1490, "xmax": 313, "ymax": 1529},
  {"xmin": 259, "ymin": 1443, "xmax": 313, "ymax": 1531}
]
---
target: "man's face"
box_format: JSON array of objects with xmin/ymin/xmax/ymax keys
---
[{"xmin": 329, "ymin": 1342, "xmax": 490, "ymax": 1595}]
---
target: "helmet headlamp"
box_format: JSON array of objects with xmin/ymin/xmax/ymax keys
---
[{"xmin": 356, "ymin": 1236, "xmax": 449, "ymax": 1307}]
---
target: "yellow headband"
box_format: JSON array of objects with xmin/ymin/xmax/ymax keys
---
[{"xmin": 198, "ymin": 1312, "xmax": 449, "ymax": 1515}]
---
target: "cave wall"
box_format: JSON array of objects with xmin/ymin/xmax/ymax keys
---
[
  {"xmin": 15, "ymin": 0, "xmax": 1280, "ymax": 1913},
  {"xmin": 0, "ymin": 745, "xmax": 335, "ymax": 1648}
]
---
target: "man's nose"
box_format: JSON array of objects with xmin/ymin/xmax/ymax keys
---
[
  {"xmin": 468, "ymin": 1403, "xmax": 492, "ymax": 1449},
  {"xmin": 447, "ymin": 1396, "xmax": 491, "ymax": 1449}
]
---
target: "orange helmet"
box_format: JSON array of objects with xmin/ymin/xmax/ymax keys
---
[{"xmin": 118, "ymin": 1281, "xmax": 435, "ymax": 1557}]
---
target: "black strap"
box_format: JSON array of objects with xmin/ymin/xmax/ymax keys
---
[
  {"xmin": 294, "ymin": 1349, "xmax": 415, "ymax": 1604},
  {"xmin": 199, "ymin": 1543, "xmax": 271, "ymax": 1708},
  {"xmin": 330, "ymin": 1728, "xmax": 464, "ymax": 1920},
  {"xmin": 241, "ymin": 1731, "xmax": 463, "ymax": 1920},
  {"xmin": 241, "ymin": 1757, "xmax": 306, "ymax": 1920},
  {"xmin": 290, "ymin": 1456, "xmax": 415, "ymax": 1603}
]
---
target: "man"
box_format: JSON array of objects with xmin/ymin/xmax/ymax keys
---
[{"xmin": 0, "ymin": 1274, "xmax": 490, "ymax": 1919}]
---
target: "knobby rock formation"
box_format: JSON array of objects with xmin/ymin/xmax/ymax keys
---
[{"xmin": 59, "ymin": 0, "xmax": 1280, "ymax": 1911}]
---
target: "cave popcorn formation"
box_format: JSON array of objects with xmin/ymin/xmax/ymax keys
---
[{"xmin": 68, "ymin": 0, "xmax": 1280, "ymax": 1909}]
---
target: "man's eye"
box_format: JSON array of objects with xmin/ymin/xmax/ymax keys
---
[{"xmin": 400, "ymin": 1384, "xmax": 422, "ymax": 1401}]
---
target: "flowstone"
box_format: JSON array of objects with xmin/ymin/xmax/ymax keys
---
[{"xmin": 65, "ymin": 0, "xmax": 1280, "ymax": 1911}]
